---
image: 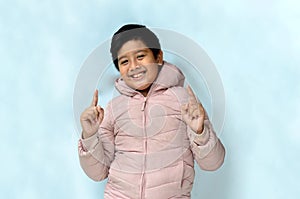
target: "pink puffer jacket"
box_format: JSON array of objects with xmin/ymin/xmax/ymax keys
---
[{"xmin": 78, "ymin": 62, "xmax": 225, "ymax": 199}]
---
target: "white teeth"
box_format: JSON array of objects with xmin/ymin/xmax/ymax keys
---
[{"xmin": 132, "ymin": 72, "xmax": 144, "ymax": 78}]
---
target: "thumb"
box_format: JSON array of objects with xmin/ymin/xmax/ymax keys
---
[{"xmin": 96, "ymin": 106, "xmax": 104, "ymax": 124}]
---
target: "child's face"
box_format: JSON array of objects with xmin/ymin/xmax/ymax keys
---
[{"xmin": 117, "ymin": 39, "xmax": 162, "ymax": 94}]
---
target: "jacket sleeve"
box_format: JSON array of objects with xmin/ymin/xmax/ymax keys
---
[
  {"xmin": 187, "ymin": 115, "xmax": 225, "ymax": 171},
  {"xmin": 78, "ymin": 102, "xmax": 115, "ymax": 181}
]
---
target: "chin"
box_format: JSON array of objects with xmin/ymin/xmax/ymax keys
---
[{"xmin": 135, "ymin": 84, "xmax": 150, "ymax": 91}]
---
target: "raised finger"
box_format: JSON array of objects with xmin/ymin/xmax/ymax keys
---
[
  {"xmin": 187, "ymin": 85, "xmax": 198, "ymax": 103},
  {"xmin": 91, "ymin": 89, "xmax": 99, "ymax": 107}
]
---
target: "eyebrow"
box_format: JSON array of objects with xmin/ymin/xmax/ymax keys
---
[{"xmin": 118, "ymin": 49, "xmax": 148, "ymax": 61}]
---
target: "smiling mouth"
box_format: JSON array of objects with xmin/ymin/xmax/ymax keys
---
[{"xmin": 130, "ymin": 71, "xmax": 146, "ymax": 79}]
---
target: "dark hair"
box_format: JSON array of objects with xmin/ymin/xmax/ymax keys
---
[{"xmin": 110, "ymin": 24, "xmax": 161, "ymax": 71}]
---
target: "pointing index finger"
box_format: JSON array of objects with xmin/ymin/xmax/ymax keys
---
[
  {"xmin": 91, "ymin": 89, "xmax": 98, "ymax": 107},
  {"xmin": 187, "ymin": 85, "xmax": 198, "ymax": 103}
]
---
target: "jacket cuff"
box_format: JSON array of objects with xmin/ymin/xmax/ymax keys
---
[
  {"xmin": 80, "ymin": 132, "xmax": 99, "ymax": 152},
  {"xmin": 188, "ymin": 122, "xmax": 210, "ymax": 146}
]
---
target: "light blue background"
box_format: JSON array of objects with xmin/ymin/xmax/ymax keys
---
[{"xmin": 1, "ymin": 0, "xmax": 299, "ymax": 198}]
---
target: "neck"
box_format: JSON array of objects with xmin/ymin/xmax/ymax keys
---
[{"xmin": 137, "ymin": 86, "xmax": 151, "ymax": 97}]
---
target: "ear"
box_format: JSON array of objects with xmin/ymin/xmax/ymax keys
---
[{"xmin": 156, "ymin": 50, "xmax": 163, "ymax": 65}]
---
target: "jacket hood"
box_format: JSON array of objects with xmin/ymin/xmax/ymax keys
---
[{"xmin": 115, "ymin": 61, "xmax": 185, "ymax": 97}]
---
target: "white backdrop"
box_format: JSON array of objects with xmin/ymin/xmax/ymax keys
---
[{"xmin": 1, "ymin": 0, "xmax": 299, "ymax": 198}]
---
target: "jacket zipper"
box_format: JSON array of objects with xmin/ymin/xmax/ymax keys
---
[
  {"xmin": 141, "ymin": 97, "xmax": 147, "ymax": 111},
  {"xmin": 141, "ymin": 96, "xmax": 147, "ymax": 198}
]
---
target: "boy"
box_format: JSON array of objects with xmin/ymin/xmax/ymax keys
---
[{"xmin": 78, "ymin": 24, "xmax": 225, "ymax": 198}]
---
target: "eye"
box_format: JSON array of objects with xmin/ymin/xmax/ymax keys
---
[
  {"xmin": 120, "ymin": 59, "xmax": 128, "ymax": 65},
  {"xmin": 137, "ymin": 54, "xmax": 145, "ymax": 60}
]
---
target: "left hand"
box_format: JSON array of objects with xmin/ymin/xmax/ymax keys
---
[{"xmin": 181, "ymin": 85, "xmax": 205, "ymax": 134}]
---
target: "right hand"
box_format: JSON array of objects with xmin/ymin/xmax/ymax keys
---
[{"xmin": 80, "ymin": 90, "xmax": 104, "ymax": 139}]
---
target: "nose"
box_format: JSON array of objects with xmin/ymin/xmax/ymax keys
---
[{"xmin": 129, "ymin": 59, "xmax": 140, "ymax": 71}]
